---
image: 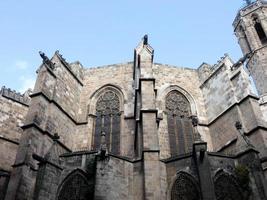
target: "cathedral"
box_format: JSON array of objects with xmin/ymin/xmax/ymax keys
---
[{"xmin": 1, "ymin": 1, "xmax": 267, "ymax": 200}]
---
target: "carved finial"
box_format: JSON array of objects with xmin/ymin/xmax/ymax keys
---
[
  {"xmin": 235, "ymin": 121, "xmax": 242, "ymax": 130},
  {"xmin": 52, "ymin": 133, "xmax": 60, "ymax": 141},
  {"xmin": 235, "ymin": 121, "xmax": 254, "ymax": 148},
  {"xmin": 143, "ymin": 34, "xmax": 148, "ymax": 45},
  {"xmin": 39, "ymin": 51, "xmax": 55, "ymax": 70}
]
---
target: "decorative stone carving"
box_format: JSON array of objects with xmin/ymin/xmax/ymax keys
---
[
  {"xmin": 214, "ymin": 171, "xmax": 244, "ymax": 200},
  {"xmin": 94, "ymin": 90, "xmax": 121, "ymax": 154},
  {"xmin": 39, "ymin": 51, "xmax": 55, "ymax": 70},
  {"xmin": 166, "ymin": 91, "xmax": 191, "ymax": 117},
  {"xmin": 58, "ymin": 171, "xmax": 93, "ymax": 200},
  {"xmin": 171, "ymin": 172, "xmax": 201, "ymax": 200},
  {"xmin": 96, "ymin": 90, "xmax": 120, "ymax": 115},
  {"xmin": 166, "ymin": 91, "xmax": 193, "ymax": 156}
]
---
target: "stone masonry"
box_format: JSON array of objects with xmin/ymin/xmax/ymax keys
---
[{"xmin": 1, "ymin": 1, "xmax": 267, "ymax": 200}]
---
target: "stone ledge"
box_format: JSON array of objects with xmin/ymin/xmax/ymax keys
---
[
  {"xmin": 30, "ymin": 92, "xmax": 88, "ymax": 126},
  {"xmin": 216, "ymin": 137, "xmax": 237, "ymax": 153},
  {"xmin": 60, "ymin": 150, "xmax": 97, "ymax": 157},
  {"xmin": 160, "ymin": 152, "xmax": 192, "ymax": 163},
  {"xmin": 207, "ymin": 94, "xmax": 259, "ymax": 126},
  {"xmin": 55, "ymin": 51, "xmax": 84, "ymax": 86},
  {"xmin": 0, "ymin": 135, "xmax": 19, "ymax": 145},
  {"xmin": 21, "ymin": 123, "xmax": 72, "ymax": 152}
]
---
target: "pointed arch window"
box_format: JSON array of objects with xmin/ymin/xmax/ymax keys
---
[
  {"xmin": 93, "ymin": 90, "xmax": 121, "ymax": 154},
  {"xmin": 171, "ymin": 172, "xmax": 201, "ymax": 200},
  {"xmin": 238, "ymin": 26, "xmax": 252, "ymax": 53},
  {"xmin": 166, "ymin": 91, "xmax": 193, "ymax": 156},
  {"xmin": 253, "ymin": 15, "xmax": 267, "ymax": 44},
  {"xmin": 214, "ymin": 171, "xmax": 244, "ymax": 200},
  {"xmin": 58, "ymin": 171, "xmax": 94, "ymax": 200}
]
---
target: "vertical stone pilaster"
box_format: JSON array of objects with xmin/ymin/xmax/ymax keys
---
[
  {"xmin": 134, "ymin": 36, "xmax": 161, "ymax": 200},
  {"xmin": 193, "ymin": 142, "xmax": 216, "ymax": 200}
]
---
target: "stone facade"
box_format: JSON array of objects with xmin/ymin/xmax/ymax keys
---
[
  {"xmin": 1, "ymin": 1, "xmax": 267, "ymax": 200},
  {"xmin": 0, "ymin": 87, "xmax": 30, "ymax": 199}
]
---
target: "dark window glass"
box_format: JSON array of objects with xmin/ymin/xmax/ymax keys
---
[
  {"xmin": 0, "ymin": 171, "xmax": 10, "ymax": 200},
  {"xmin": 58, "ymin": 172, "xmax": 93, "ymax": 200},
  {"xmin": 214, "ymin": 172, "xmax": 244, "ymax": 200},
  {"xmin": 166, "ymin": 91, "xmax": 193, "ymax": 156},
  {"xmin": 171, "ymin": 172, "xmax": 201, "ymax": 200},
  {"xmin": 254, "ymin": 17, "xmax": 267, "ymax": 44},
  {"xmin": 93, "ymin": 90, "xmax": 120, "ymax": 154}
]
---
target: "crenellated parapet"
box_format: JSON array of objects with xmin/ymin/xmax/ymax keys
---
[{"xmin": 0, "ymin": 86, "xmax": 31, "ymax": 106}]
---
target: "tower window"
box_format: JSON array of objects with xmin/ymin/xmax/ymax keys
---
[{"xmin": 253, "ymin": 16, "xmax": 267, "ymax": 44}]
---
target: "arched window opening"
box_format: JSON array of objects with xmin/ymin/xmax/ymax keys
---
[
  {"xmin": 166, "ymin": 91, "xmax": 193, "ymax": 156},
  {"xmin": 239, "ymin": 26, "xmax": 252, "ymax": 53},
  {"xmin": 214, "ymin": 172, "xmax": 244, "ymax": 200},
  {"xmin": 58, "ymin": 171, "xmax": 93, "ymax": 200},
  {"xmin": 253, "ymin": 16, "xmax": 267, "ymax": 44},
  {"xmin": 171, "ymin": 172, "xmax": 201, "ymax": 200},
  {"xmin": 93, "ymin": 90, "xmax": 121, "ymax": 154},
  {"xmin": 0, "ymin": 171, "xmax": 10, "ymax": 200}
]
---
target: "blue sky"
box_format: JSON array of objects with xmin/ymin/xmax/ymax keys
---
[{"xmin": 0, "ymin": 0, "xmax": 247, "ymax": 93}]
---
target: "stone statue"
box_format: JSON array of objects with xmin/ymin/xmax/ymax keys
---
[{"xmin": 39, "ymin": 51, "xmax": 55, "ymax": 69}]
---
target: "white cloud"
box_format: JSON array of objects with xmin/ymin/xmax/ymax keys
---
[
  {"xmin": 19, "ymin": 76, "xmax": 35, "ymax": 93},
  {"xmin": 15, "ymin": 61, "xmax": 28, "ymax": 70}
]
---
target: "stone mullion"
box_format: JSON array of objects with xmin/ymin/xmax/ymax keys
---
[
  {"xmin": 103, "ymin": 115, "xmax": 111, "ymax": 151},
  {"xmin": 110, "ymin": 114, "xmax": 113, "ymax": 153},
  {"xmin": 174, "ymin": 115, "xmax": 179, "ymax": 155},
  {"xmin": 167, "ymin": 114, "xmax": 176, "ymax": 156},
  {"xmin": 184, "ymin": 117, "xmax": 193, "ymax": 152},
  {"xmin": 93, "ymin": 114, "xmax": 102, "ymax": 150}
]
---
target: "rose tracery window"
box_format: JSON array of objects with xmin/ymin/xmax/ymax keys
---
[
  {"xmin": 93, "ymin": 90, "xmax": 121, "ymax": 154},
  {"xmin": 171, "ymin": 172, "xmax": 201, "ymax": 200},
  {"xmin": 214, "ymin": 172, "xmax": 244, "ymax": 200},
  {"xmin": 166, "ymin": 91, "xmax": 193, "ymax": 156}
]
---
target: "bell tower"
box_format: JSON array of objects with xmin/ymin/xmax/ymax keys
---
[{"xmin": 233, "ymin": 0, "xmax": 267, "ymax": 102}]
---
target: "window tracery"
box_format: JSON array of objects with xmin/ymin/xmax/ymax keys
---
[
  {"xmin": 93, "ymin": 90, "xmax": 121, "ymax": 154},
  {"xmin": 214, "ymin": 172, "xmax": 244, "ymax": 200},
  {"xmin": 171, "ymin": 172, "xmax": 201, "ymax": 200},
  {"xmin": 166, "ymin": 91, "xmax": 193, "ymax": 156},
  {"xmin": 58, "ymin": 172, "xmax": 93, "ymax": 200}
]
